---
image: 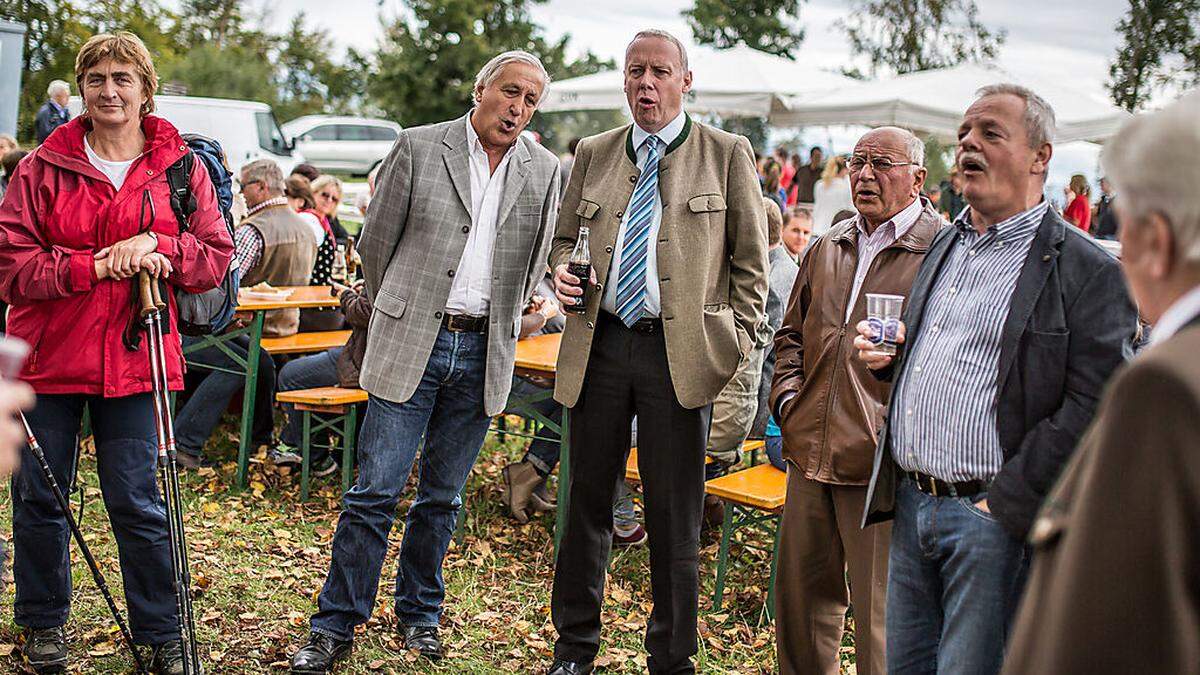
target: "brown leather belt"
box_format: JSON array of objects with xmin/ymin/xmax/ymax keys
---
[
  {"xmin": 442, "ymin": 313, "xmax": 488, "ymax": 333},
  {"xmin": 905, "ymin": 470, "xmax": 989, "ymax": 498},
  {"xmin": 600, "ymin": 310, "xmax": 662, "ymax": 335}
]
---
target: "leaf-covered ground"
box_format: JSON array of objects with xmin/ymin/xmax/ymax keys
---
[{"xmin": 0, "ymin": 418, "xmax": 856, "ymax": 673}]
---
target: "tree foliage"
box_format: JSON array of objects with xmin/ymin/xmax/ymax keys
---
[
  {"xmin": 684, "ymin": 0, "xmax": 805, "ymax": 58},
  {"xmin": 1108, "ymin": 0, "xmax": 1200, "ymax": 111},
  {"xmin": 369, "ymin": 0, "xmax": 611, "ymax": 128},
  {"xmin": 838, "ymin": 0, "xmax": 1005, "ymax": 76}
]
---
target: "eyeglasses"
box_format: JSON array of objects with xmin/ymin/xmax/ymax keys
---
[
  {"xmin": 848, "ymin": 156, "xmax": 919, "ymax": 174},
  {"xmin": 237, "ymin": 179, "xmax": 262, "ymax": 194},
  {"xmin": 319, "ymin": 192, "xmax": 340, "ymax": 203}
]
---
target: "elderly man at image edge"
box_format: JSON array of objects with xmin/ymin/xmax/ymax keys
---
[
  {"xmin": 289, "ymin": 50, "xmax": 561, "ymax": 674},
  {"xmin": 548, "ymin": 29, "xmax": 767, "ymax": 675},
  {"xmin": 855, "ymin": 84, "xmax": 1137, "ymax": 674},
  {"xmin": 1002, "ymin": 92, "xmax": 1200, "ymax": 675},
  {"xmin": 770, "ymin": 126, "xmax": 946, "ymax": 675}
]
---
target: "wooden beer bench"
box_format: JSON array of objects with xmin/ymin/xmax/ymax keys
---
[
  {"xmin": 275, "ymin": 386, "xmax": 367, "ymax": 499},
  {"xmin": 260, "ymin": 330, "xmax": 351, "ymax": 355},
  {"xmin": 623, "ymin": 439, "xmax": 763, "ymax": 483},
  {"xmin": 705, "ymin": 462, "xmax": 787, "ymax": 619}
]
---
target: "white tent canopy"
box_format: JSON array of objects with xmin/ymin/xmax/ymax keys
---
[
  {"xmin": 775, "ymin": 63, "xmax": 1130, "ymax": 144},
  {"xmin": 540, "ymin": 45, "xmax": 855, "ymax": 120}
]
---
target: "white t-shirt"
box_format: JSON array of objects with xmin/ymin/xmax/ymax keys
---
[
  {"xmin": 297, "ymin": 211, "xmax": 326, "ymax": 245},
  {"xmin": 84, "ymin": 136, "xmax": 136, "ymax": 191}
]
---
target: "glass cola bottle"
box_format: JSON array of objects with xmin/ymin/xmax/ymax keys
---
[{"xmin": 564, "ymin": 225, "xmax": 591, "ymax": 315}]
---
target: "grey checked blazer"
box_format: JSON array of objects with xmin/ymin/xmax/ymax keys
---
[{"xmin": 357, "ymin": 113, "xmax": 561, "ymax": 415}]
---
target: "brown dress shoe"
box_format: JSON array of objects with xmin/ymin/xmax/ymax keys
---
[{"xmin": 501, "ymin": 461, "xmax": 545, "ymax": 523}]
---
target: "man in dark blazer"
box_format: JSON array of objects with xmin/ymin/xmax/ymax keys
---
[
  {"xmin": 548, "ymin": 29, "xmax": 767, "ymax": 675},
  {"xmin": 853, "ymin": 84, "xmax": 1138, "ymax": 674},
  {"xmin": 1003, "ymin": 91, "xmax": 1200, "ymax": 675},
  {"xmin": 35, "ymin": 81, "xmax": 71, "ymax": 144},
  {"xmin": 289, "ymin": 51, "xmax": 561, "ymax": 674}
]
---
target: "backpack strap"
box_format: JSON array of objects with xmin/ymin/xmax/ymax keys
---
[{"xmin": 165, "ymin": 150, "xmax": 197, "ymax": 233}]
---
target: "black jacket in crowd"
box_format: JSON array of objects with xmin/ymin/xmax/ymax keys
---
[
  {"xmin": 863, "ymin": 206, "xmax": 1139, "ymax": 539},
  {"xmin": 34, "ymin": 101, "xmax": 70, "ymax": 144}
]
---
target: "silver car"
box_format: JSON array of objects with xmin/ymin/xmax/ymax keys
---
[{"xmin": 281, "ymin": 115, "xmax": 402, "ymax": 176}]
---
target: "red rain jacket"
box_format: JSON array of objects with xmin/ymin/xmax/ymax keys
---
[{"xmin": 0, "ymin": 115, "xmax": 234, "ymax": 397}]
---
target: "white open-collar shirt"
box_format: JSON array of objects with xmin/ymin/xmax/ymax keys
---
[{"xmin": 445, "ymin": 114, "xmax": 518, "ymax": 316}]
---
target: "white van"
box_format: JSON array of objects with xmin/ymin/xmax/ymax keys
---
[{"xmin": 69, "ymin": 95, "xmax": 304, "ymax": 175}]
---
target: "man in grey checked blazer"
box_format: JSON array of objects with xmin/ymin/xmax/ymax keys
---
[{"xmin": 290, "ymin": 51, "xmax": 561, "ymax": 674}]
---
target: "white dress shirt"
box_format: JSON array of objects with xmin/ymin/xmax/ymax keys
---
[
  {"xmin": 446, "ymin": 116, "xmax": 517, "ymax": 316},
  {"xmin": 845, "ymin": 197, "xmax": 923, "ymax": 322},
  {"xmin": 601, "ymin": 110, "xmax": 687, "ymax": 317},
  {"xmin": 1150, "ymin": 284, "xmax": 1200, "ymax": 345}
]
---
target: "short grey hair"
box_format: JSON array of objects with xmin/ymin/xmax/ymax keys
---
[
  {"xmin": 628, "ymin": 29, "xmax": 689, "ymax": 71},
  {"xmin": 975, "ymin": 83, "xmax": 1057, "ymax": 148},
  {"xmin": 474, "ymin": 50, "xmax": 551, "ymax": 104},
  {"xmin": 47, "ymin": 80, "xmax": 70, "ymax": 97},
  {"xmin": 1101, "ymin": 91, "xmax": 1200, "ymax": 263},
  {"xmin": 859, "ymin": 126, "xmax": 925, "ymax": 165},
  {"xmin": 241, "ymin": 159, "xmax": 285, "ymax": 195}
]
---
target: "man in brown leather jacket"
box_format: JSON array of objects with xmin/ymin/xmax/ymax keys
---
[{"xmin": 769, "ymin": 127, "xmax": 945, "ymax": 675}]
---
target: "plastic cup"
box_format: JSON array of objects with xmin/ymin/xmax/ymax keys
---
[{"xmin": 866, "ymin": 294, "xmax": 905, "ymax": 355}]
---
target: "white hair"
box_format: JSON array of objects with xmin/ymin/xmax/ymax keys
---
[
  {"xmin": 628, "ymin": 29, "xmax": 689, "ymax": 71},
  {"xmin": 976, "ymin": 83, "xmax": 1057, "ymax": 149},
  {"xmin": 474, "ymin": 51, "xmax": 551, "ymax": 104},
  {"xmin": 859, "ymin": 126, "xmax": 925, "ymax": 165},
  {"xmin": 241, "ymin": 159, "xmax": 285, "ymax": 195},
  {"xmin": 1101, "ymin": 91, "xmax": 1200, "ymax": 264},
  {"xmin": 47, "ymin": 80, "xmax": 70, "ymax": 97}
]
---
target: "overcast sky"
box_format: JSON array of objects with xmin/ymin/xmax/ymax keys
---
[{"xmin": 249, "ymin": 0, "xmax": 1131, "ymax": 186}]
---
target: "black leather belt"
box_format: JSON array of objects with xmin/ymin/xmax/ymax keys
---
[
  {"xmin": 442, "ymin": 313, "xmax": 488, "ymax": 333},
  {"xmin": 600, "ymin": 311, "xmax": 662, "ymax": 335},
  {"xmin": 905, "ymin": 470, "xmax": 989, "ymax": 498}
]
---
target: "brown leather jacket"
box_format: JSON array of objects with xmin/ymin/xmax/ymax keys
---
[{"xmin": 770, "ymin": 201, "xmax": 945, "ymax": 485}]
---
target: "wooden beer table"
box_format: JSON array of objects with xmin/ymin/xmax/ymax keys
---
[
  {"xmin": 183, "ymin": 286, "xmax": 340, "ymax": 489},
  {"xmin": 507, "ymin": 332, "xmax": 570, "ymax": 550}
]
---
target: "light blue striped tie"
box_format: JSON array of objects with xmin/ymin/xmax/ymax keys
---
[{"xmin": 615, "ymin": 135, "xmax": 660, "ymax": 328}]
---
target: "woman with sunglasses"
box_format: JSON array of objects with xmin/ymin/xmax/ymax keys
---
[
  {"xmin": 0, "ymin": 32, "xmax": 233, "ymax": 674},
  {"xmin": 310, "ymin": 174, "xmax": 350, "ymax": 248}
]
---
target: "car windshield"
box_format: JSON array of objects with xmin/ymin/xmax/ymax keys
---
[{"xmin": 255, "ymin": 111, "xmax": 291, "ymax": 156}]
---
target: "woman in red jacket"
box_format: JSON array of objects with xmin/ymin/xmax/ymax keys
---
[
  {"xmin": 1063, "ymin": 173, "xmax": 1093, "ymax": 233},
  {"xmin": 0, "ymin": 32, "xmax": 233, "ymax": 674}
]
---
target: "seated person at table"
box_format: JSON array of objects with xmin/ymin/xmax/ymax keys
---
[
  {"xmin": 501, "ymin": 278, "xmax": 645, "ymax": 545},
  {"xmin": 270, "ymin": 280, "xmax": 372, "ymax": 475},
  {"xmin": 173, "ymin": 159, "xmax": 317, "ymax": 467},
  {"xmin": 286, "ymin": 175, "xmax": 345, "ymax": 331}
]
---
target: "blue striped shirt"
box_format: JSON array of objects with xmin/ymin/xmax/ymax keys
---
[{"xmin": 890, "ymin": 201, "xmax": 1049, "ymax": 481}]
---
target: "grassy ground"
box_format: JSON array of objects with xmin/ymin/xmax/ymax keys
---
[{"xmin": 0, "ymin": 418, "xmax": 855, "ymax": 673}]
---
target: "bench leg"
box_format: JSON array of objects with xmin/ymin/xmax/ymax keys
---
[
  {"xmin": 341, "ymin": 405, "xmax": 357, "ymax": 496},
  {"xmin": 300, "ymin": 412, "xmax": 312, "ymax": 501},
  {"xmin": 767, "ymin": 514, "xmax": 782, "ymax": 621},
  {"xmin": 712, "ymin": 500, "xmax": 735, "ymax": 612}
]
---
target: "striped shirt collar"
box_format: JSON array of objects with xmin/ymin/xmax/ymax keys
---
[
  {"xmin": 954, "ymin": 199, "xmax": 1049, "ymax": 242},
  {"xmin": 632, "ymin": 110, "xmax": 687, "ymax": 153},
  {"xmin": 855, "ymin": 197, "xmax": 923, "ymax": 241}
]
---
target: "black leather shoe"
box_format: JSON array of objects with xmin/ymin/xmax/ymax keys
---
[
  {"xmin": 290, "ymin": 632, "xmax": 352, "ymax": 674},
  {"xmin": 401, "ymin": 625, "xmax": 442, "ymax": 661},
  {"xmin": 150, "ymin": 639, "xmax": 188, "ymax": 675},
  {"xmin": 22, "ymin": 626, "xmax": 68, "ymax": 673},
  {"xmin": 547, "ymin": 660, "xmax": 594, "ymax": 675}
]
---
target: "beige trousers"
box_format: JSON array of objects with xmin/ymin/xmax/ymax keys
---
[{"xmin": 775, "ymin": 468, "xmax": 890, "ymax": 675}]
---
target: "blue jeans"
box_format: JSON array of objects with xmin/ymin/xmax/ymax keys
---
[
  {"xmin": 886, "ymin": 478, "xmax": 1029, "ymax": 674},
  {"xmin": 278, "ymin": 347, "xmax": 344, "ymax": 456},
  {"xmin": 175, "ymin": 335, "xmax": 276, "ymax": 457},
  {"xmin": 764, "ymin": 435, "xmax": 786, "ymax": 471},
  {"xmin": 13, "ymin": 394, "xmax": 179, "ymax": 644},
  {"xmin": 311, "ymin": 328, "xmax": 492, "ymax": 638},
  {"xmin": 506, "ymin": 376, "xmax": 561, "ymax": 475}
]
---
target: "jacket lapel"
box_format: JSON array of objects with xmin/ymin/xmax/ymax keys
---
[
  {"xmin": 494, "ymin": 140, "xmax": 532, "ymax": 232},
  {"xmin": 997, "ymin": 209, "xmax": 1065, "ymax": 390},
  {"xmin": 442, "ymin": 115, "xmax": 472, "ymax": 217},
  {"xmin": 901, "ymin": 224, "xmax": 957, "ymax": 347}
]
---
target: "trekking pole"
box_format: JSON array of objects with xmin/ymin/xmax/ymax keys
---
[
  {"xmin": 138, "ymin": 270, "xmax": 201, "ymax": 674},
  {"xmin": 19, "ymin": 414, "xmax": 147, "ymax": 673}
]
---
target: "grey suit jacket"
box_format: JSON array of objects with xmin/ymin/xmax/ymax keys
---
[{"xmin": 357, "ymin": 113, "xmax": 561, "ymax": 415}]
